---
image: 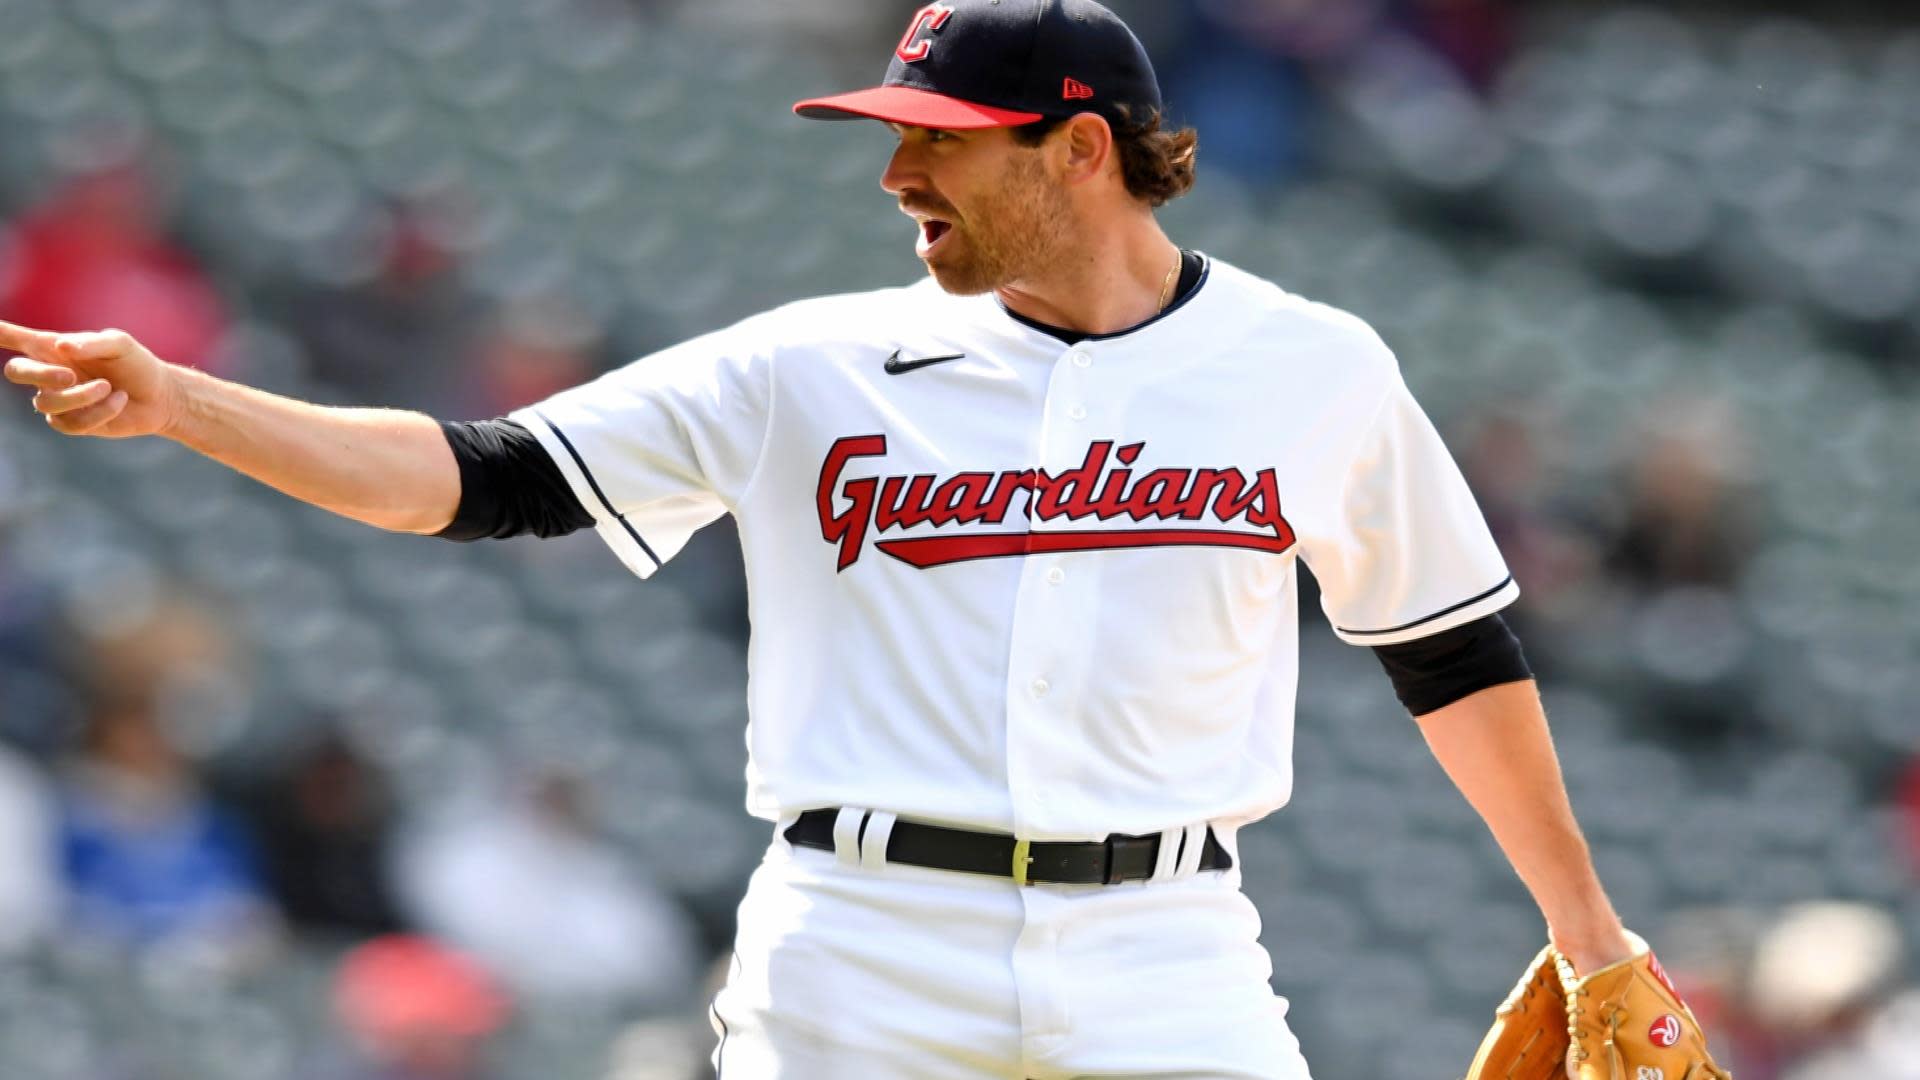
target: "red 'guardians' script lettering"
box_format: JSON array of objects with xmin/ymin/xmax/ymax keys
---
[{"xmin": 816, "ymin": 435, "xmax": 1297, "ymax": 570}]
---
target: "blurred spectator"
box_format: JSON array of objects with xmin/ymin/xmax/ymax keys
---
[
  {"xmin": 1455, "ymin": 406, "xmax": 1605, "ymax": 657},
  {"xmin": 393, "ymin": 767, "xmax": 701, "ymax": 1006},
  {"xmin": 1785, "ymin": 989, "xmax": 1920, "ymax": 1080},
  {"xmin": 312, "ymin": 935, "xmax": 509, "ymax": 1080},
  {"xmin": 1717, "ymin": 902, "xmax": 1906, "ymax": 1078},
  {"xmin": 277, "ymin": 204, "xmax": 481, "ymax": 412},
  {"xmin": 1604, "ymin": 398, "xmax": 1755, "ymax": 591},
  {"xmin": 0, "ymin": 514, "xmax": 73, "ymax": 753},
  {"xmin": 1390, "ymin": 0, "xmax": 1515, "ymax": 94},
  {"xmin": 1158, "ymin": 0, "xmax": 1380, "ymax": 185},
  {"xmin": 248, "ymin": 729, "xmax": 408, "ymax": 940},
  {"xmin": 453, "ymin": 298, "xmax": 599, "ymax": 420},
  {"xmin": 0, "ymin": 741, "xmax": 59, "ymax": 956},
  {"xmin": 54, "ymin": 591, "xmax": 278, "ymax": 963},
  {"xmin": 1601, "ymin": 398, "xmax": 1759, "ymax": 743},
  {"xmin": 0, "ymin": 159, "xmax": 230, "ymax": 373},
  {"xmin": 1154, "ymin": 0, "xmax": 1513, "ymax": 185}
]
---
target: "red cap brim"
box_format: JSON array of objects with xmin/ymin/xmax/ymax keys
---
[{"xmin": 793, "ymin": 85, "xmax": 1044, "ymax": 129}]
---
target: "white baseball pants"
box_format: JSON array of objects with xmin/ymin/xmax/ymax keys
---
[{"xmin": 708, "ymin": 813, "xmax": 1314, "ymax": 1079}]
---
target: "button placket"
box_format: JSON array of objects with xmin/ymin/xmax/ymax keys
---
[
  {"xmin": 1042, "ymin": 345, "xmax": 1099, "ymax": 460},
  {"xmin": 1004, "ymin": 341, "xmax": 1104, "ymax": 836}
]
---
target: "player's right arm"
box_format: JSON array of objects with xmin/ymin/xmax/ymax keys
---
[{"xmin": 1, "ymin": 320, "xmax": 460, "ymax": 535}]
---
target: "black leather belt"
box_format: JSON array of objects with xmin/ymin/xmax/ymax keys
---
[{"xmin": 783, "ymin": 809, "xmax": 1231, "ymax": 886}]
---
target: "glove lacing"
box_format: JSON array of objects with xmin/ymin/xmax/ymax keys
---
[
  {"xmin": 1566, "ymin": 981, "xmax": 1590, "ymax": 1065},
  {"xmin": 1565, "ymin": 982, "xmax": 1630, "ymax": 1072}
]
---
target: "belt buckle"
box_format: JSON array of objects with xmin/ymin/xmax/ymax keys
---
[{"xmin": 1012, "ymin": 838, "xmax": 1033, "ymax": 886}]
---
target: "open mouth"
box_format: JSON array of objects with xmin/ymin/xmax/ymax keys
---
[{"xmin": 915, "ymin": 217, "xmax": 954, "ymax": 257}]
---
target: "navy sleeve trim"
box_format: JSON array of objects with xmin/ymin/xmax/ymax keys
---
[
  {"xmin": 1335, "ymin": 575, "xmax": 1515, "ymax": 638},
  {"xmin": 1371, "ymin": 612, "xmax": 1533, "ymax": 716},
  {"xmin": 534, "ymin": 411, "xmax": 663, "ymax": 570}
]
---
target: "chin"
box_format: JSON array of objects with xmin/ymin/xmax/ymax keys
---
[
  {"xmin": 923, "ymin": 254, "xmax": 1007, "ymax": 297},
  {"xmin": 925, "ymin": 266, "xmax": 995, "ymax": 297}
]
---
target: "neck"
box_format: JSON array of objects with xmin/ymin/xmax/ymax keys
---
[{"xmin": 995, "ymin": 212, "xmax": 1181, "ymax": 337}]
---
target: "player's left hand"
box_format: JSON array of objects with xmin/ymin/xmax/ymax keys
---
[
  {"xmin": 1556, "ymin": 938, "xmax": 1732, "ymax": 1080},
  {"xmin": 1463, "ymin": 936, "xmax": 1734, "ymax": 1080}
]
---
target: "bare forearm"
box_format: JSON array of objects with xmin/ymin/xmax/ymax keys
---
[
  {"xmin": 1414, "ymin": 680, "xmax": 1629, "ymax": 973},
  {"xmin": 165, "ymin": 366, "xmax": 460, "ymax": 534}
]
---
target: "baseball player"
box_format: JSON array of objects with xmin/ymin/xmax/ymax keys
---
[{"xmin": 4, "ymin": 2, "xmax": 1733, "ymax": 1077}]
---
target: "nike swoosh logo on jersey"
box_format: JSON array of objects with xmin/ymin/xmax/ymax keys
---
[{"xmin": 884, "ymin": 349, "xmax": 966, "ymax": 375}]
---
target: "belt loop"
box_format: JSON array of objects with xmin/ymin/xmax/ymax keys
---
[
  {"xmin": 860, "ymin": 810, "xmax": 897, "ymax": 871},
  {"xmin": 1174, "ymin": 824, "xmax": 1208, "ymax": 879},
  {"xmin": 1150, "ymin": 825, "xmax": 1183, "ymax": 883},
  {"xmin": 833, "ymin": 807, "xmax": 868, "ymax": 868}
]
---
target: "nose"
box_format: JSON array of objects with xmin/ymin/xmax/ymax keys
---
[{"xmin": 879, "ymin": 139, "xmax": 925, "ymax": 199}]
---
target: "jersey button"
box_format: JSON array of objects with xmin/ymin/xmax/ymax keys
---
[
  {"xmin": 1046, "ymin": 567, "xmax": 1066, "ymax": 585},
  {"xmin": 1070, "ymin": 351, "xmax": 1092, "ymax": 368},
  {"xmin": 1030, "ymin": 677, "xmax": 1050, "ymax": 698},
  {"xmin": 1068, "ymin": 404, "xmax": 1088, "ymax": 421}
]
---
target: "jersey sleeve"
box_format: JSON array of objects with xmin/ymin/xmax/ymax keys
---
[
  {"xmin": 508, "ymin": 315, "xmax": 776, "ymax": 578},
  {"xmin": 1303, "ymin": 372, "xmax": 1519, "ymax": 646}
]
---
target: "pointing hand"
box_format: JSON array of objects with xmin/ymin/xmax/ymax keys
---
[{"xmin": 0, "ymin": 321, "xmax": 180, "ymax": 439}]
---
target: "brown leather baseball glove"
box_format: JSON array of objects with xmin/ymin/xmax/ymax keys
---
[
  {"xmin": 1556, "ymin": 940, "xmax": 1732, "ymax": 1080},
  {"xmin": 1464, "ymin": 937, "xmax": 1733, "ymax": 1080},
  {"xmin": 1463, "ymin": 944, "xmax": 1571, "ymax": 1079}
]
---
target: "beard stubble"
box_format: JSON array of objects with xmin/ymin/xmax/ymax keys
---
[{"xmin": 923, "ymin": 152, "xmax": 1074, "ymax": 297}]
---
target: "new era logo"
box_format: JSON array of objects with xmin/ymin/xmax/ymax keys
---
[{"xmin": 1062, "ymin": 77, "xmax": 1094, "ymax": 100}]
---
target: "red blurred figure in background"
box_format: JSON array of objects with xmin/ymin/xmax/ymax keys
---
[
  {"xmin": 0, "ymin": 161, "xmax": 229, "ymax": 375},
  {"xmin": 322, "ymin": 935, "xmax": 510, "ymax": 1080},
  {"xmin": 1898, "ymin": 758, "xmax": 1920, "ymax": 875}
]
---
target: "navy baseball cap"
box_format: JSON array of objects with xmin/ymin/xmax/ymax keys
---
[{"xmin": 793, "ymin": 0, "xmax": 1161, "ymax": 131}]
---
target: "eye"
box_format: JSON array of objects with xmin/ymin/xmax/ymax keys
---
[{"xmin": 927, "ymin": 129, "xmax": 956, "ymax": 143}]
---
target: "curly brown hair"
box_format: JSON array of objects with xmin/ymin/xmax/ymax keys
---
[{"xmin": 1010, "ymin": 107, "xmax": 1198, "ymax": 208}]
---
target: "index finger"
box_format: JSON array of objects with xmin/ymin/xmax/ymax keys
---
[{"xmin": 0, "ymin": 320, "xmax": 56, "ymax": 357}]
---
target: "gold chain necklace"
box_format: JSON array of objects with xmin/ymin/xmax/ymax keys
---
[{"xmin": 1156, "ymin": 249, "xmax": 1182, "ymax": 311}]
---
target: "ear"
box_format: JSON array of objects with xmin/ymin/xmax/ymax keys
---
[{"xmin": 1055, "ymin": 112, "xmax": 1115, "ymax": 187}]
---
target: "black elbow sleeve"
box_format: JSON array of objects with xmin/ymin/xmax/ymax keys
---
[
  {"xmin": 435, "ymin": 418, "xmax": 595, "ymax": 542},
  {"xmin": 1370, "ymin": 613, "xmax": 1533, "ymax": 716}
]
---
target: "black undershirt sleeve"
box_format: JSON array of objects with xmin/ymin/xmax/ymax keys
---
[
  {"xmin": 435, "ymin": 418, "xmax": 595, "ymax": 542},
  {"xmin": 1370, "ymin": 613, "xmax": 1533, "ymax": 716}
]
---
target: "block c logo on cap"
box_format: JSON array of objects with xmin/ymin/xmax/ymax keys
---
[{"xmin": 895, "ymin": 2, "xmax": 956, "ymax": 63}]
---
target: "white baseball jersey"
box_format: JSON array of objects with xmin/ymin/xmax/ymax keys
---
[{"xmin": 512, "ymin": 255, "xmax": 1517, "ymax": 842}]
